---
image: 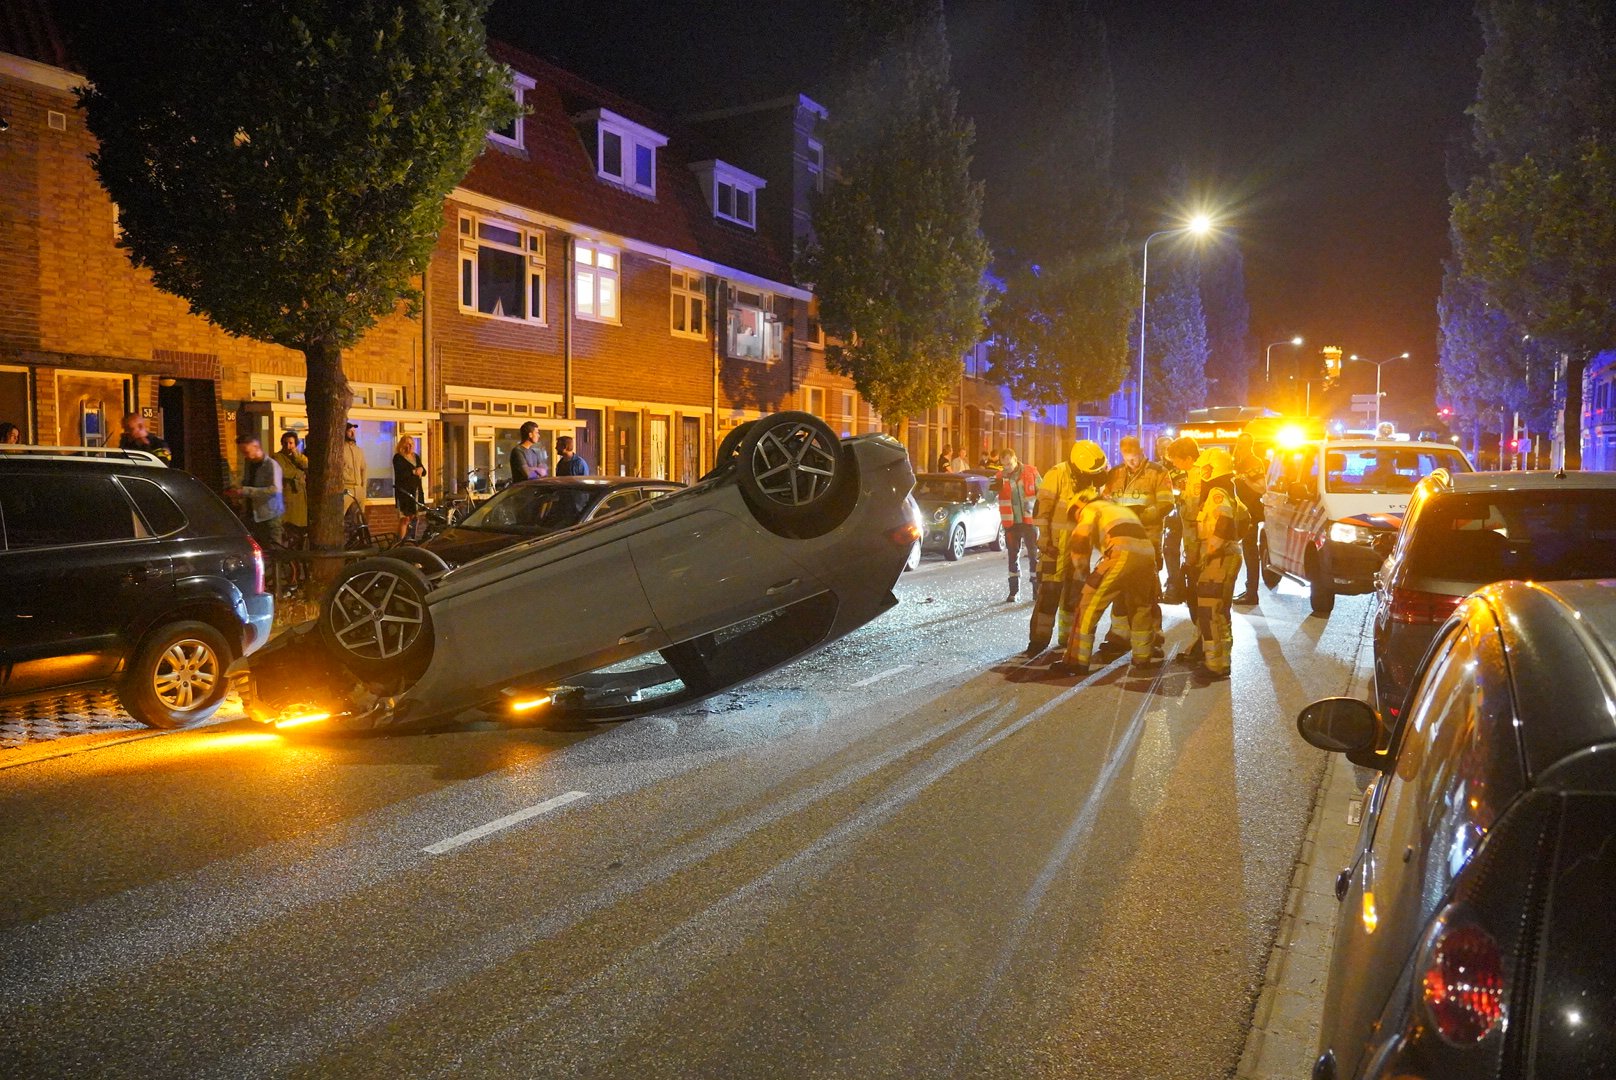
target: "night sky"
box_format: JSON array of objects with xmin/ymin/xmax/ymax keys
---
[{"xmin": 486, "ymin": 0, "xmax": 1480, "ymax": 425}]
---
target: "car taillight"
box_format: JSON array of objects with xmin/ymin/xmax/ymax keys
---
[
  {"xmin": 889, "ymin": 523, "xmax": 922, "ymax": 547},
  {"xmin": 1389, "ymin": 587, "xmax": 1463, "ymax": 625},
  {"xmin": 249, "ymin": 537, "xmax": 265, "ymax": 595},
  {"xmin": 1423, "ymin": 922, "xmax": 1506, "ymax": 1043}
]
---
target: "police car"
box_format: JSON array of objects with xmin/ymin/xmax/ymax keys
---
[{"xmin": 1258, "ymin": 438, "xmax": 1472, "ymax": 616}]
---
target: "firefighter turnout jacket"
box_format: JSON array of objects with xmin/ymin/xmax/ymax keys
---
[{"xmin": 1103, "ymin": 459, "xmax": 1174, "ymax": 549}]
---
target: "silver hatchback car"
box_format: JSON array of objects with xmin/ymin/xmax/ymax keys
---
[{"xmin": 245, "ymin": 413, "xmax": 918, "ymax": 730}]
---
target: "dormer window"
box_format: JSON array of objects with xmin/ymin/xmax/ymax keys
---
[
  {"xmin": 690, "ymin": 160, "xmax": 766, "ymax": 230},
  {"xmin": 490, "ymin": 72, "xmax": 536, "ymax": 150},
  {"xmin": 574, "ymin": 108, "xmax": 667, "ymax": 197}
]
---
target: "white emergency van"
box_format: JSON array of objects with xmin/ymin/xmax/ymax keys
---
[{"xmin": 1258, "ymin": 438, "xmax": 1473, "ymax": 617}]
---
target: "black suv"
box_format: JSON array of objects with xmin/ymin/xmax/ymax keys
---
[{"xmin": 0, "ymin": 447, "xmax": 274, "ymax": 728}]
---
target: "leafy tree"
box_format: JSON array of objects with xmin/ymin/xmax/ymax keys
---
[
  {"xmin": 1198, "ymin": 240, "xmax": 1252, "ymax": 404},
  {"xmin": 1451, "ymin": 0, "xmax": 1616, "ymax": 468},
  {"xmin": 1138, "ymin": 263, "xmax": 1210, "ymax": 422},
  {"xmin": 986, "ymin": 0, "xmax": 1135, "ymax": 436},
  {"xmin": 1453, "ymin": 137, "xmax": 1616, "ymax": 469},
  {"xmin": 803, "ymin": 0, "xmax": 990, "ymax": 426},
  {"xmin": 71, "ymin": 0, "xmax": 517, "ymax": 558},
  {"xmin": 1436, "ymin": 261, "xmax": 1553, "ymax": 458}
]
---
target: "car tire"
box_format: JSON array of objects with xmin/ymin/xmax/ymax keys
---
[
  {"xmin": 904, "ymin": 540, "xmax": 921, "ymax": 572},
  {"xmin": 1307, "ymin": 549, "xmax": 1335, "ymax": 617},
  {"xmin": 1260, "ymin": 532, "xmax": 1282, "ymax": 590},
  {"xmin": 944, "ymin": 524, "xmax": 966, "ymax": 562},
  {"xmin": 735, "ymin": 412, "xmax": 850, "ymax": 532},
  {"xmin": 989, "ymin": 524, "xmax": 1005, "ymax": 551},
  {"xmin": 700, "ymin": 421, "xmax": 756, "ymax": 481},
  {"xmin": 320, "ymin": 556, "xmax": 434, "ymax": 681},
  {"xmin": 119, "ymin": 620, "xmax": 232, "ymax": 730}
]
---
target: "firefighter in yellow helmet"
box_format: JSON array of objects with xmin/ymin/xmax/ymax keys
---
[
  {"xmin": 1052, "ymin": 476, "xmax": 1163, "ymax": 675},
  {"xmin": 1026, "ymin": 440, "xmax": 1108, "ymax": 655},
  {"xmin": 1191, "ymin": 446, "xmax": 1249, "ymax": 679}
]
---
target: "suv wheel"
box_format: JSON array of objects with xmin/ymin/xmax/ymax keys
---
[
  {"xmin": 736, "ymin": 412, "xmax": 849, "ymax": 533},
  {"xmin": 120, "ymin": 620, "xmax": 232, "ymax": 730},
  {"xmin": 320, "ymin": 557, "xmax": 435, "ymax": 680}
]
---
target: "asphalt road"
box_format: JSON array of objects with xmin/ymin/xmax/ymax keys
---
[{"xmin": 0, "ymin": 545, "xmax": 1372, "ymax": 1079}]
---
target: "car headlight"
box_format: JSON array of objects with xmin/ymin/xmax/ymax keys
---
[
  {"xmin": 1329, "ymin": 521, "xmax": 1379, "ymax": 545},
  {"xmin": 932, "ymin": 508, "xmax": 948, "ymax": 524}
]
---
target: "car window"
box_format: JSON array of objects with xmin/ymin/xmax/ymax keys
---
[
  {"xmin": 0, "ymin": 474, "xmax": 145, "ymax": 549},
  {"xmin": 915, "ymin": 477, "xmax": 968, "ymax": 502},
  {"xmin": 593, "ymin": 490, "xmax": 642, "ymax": 517},
  {"xmin": 461, "ymin": 485, "xmax": 593, "ymax": 533},
  {"xmin": 1405, "ymin": 489, "xmax": 1616, "ymax": 583},
  {"xmin": 1272, "ymin": 446, "xmax": 1318, "ymax": 491},
  {"xmin": 1325, "ymin": 447, "xmax": 1470, "ymax": 494},
  {"xmin": 118, "ymin": 476, "xmax": 188, "ymax": 536}
]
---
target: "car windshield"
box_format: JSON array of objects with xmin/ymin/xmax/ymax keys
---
[
  {"xmin": 1325, "ymin": 447, "xmax": 1470, "ymax": 494},
  {"xmin": 459, "ymin": 484, "xmax": 596, "ymax": 533},
  {"xmin": 1407, "ymin": 489, "xmax": 1616, "ymax": 582},
  {"xmin": 915, "ymin": 477, "xmax": 969, "ymax": 503}
]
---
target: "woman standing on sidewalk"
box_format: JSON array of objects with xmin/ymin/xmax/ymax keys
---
[{"xmin": 392, "ymin": 434, "xmax": 426, "ymax": 542}]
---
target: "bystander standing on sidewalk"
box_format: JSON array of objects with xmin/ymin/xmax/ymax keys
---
[
  {"xmin": 995, "ymin": 447, "xmax": 1041, "ymax": 602},
  {"xmin": 236, "ymin": 435, "xmax": 284, "ymax": 547},
  {"xmin": 118, "ymin": 413, "xmax": 171, "ymax": 464},
  {"xmin": 274, "ymin": 432, "xmax": 309, "ymax": 549}
]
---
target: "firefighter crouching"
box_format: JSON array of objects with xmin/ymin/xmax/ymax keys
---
[
  {"xmin": 996, "ymin": 447, "xmax": 1041, "ymax": 603},
  {"xmin": 1026, "ymin": 440, "xmax": 1110, "ymax": 655},
  {"xmin": 1190, "ymin": 447, "xmax": 1248, "ymax": 679},
  {"xmin": 1052, "ymin": 478, "xmax": 1163, "ymax": 676}
]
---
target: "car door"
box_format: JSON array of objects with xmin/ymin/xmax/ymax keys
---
[
  {"xmin": 629, "ymin": 507, "xmax": 824, "ymax": 644},
  {"xmin": 1319, "ymin": 616, "xmax": 1495, "ymax": 1078},
  {"xmin": 966, "ymin": 477, "xmax": 996, "ymax": 544},
  {"xmin": 0, "ymin": 472, "xmax": 175, "ymax": 694},
  {"xmin": 587, "ymin": 488, "xmax": 643, "ymax": 523},
  {"xmin": 1276, "ymin": 446, "xmax": 1320, "ymax": 575}
]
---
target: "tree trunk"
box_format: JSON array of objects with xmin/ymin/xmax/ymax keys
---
[
  {"xmin": 1471, "ymin": 416, "xmax": 1483, "ymax": 464},
  {"xmin": 1065, "ymin": 400, "xmax": 1077, "ymax": 443},
  {"xmin": 301, "ymin": 340, "xmax": 353, "ymax": 588},
  {"xmin": 1562, "ymin": 352, "xmax": 1586, "ymax": 471}
]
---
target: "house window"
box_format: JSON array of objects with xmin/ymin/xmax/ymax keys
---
[
  {"xmin": 691, "ymin": 160, "xmax": 765, "ymax": 230},
  {"xmin": 489, "ymin": 75, "xmax": 534, "ymax": 149},
  {"xmin": 575, "ymin": 240, "xmax": 620, "ymax": 322},
  {"xmin": 805, "ymin": 138, "xmax": 824, "ymax": 192},
  {"xmin": 806, "ymin": 386, "xmax": 826, "ymax": 418},
  {"xmin": 458, "ymin": 213, "xmax": 546, "ymax": 323},
  {"xmin": 671, "ymin": 269, "xmax": 706, "ymax": 339},
  {"xmin": 728, "ymin": 288, "xmax": 782, "ymax": 363},
  {"xmin": 578, "ymin": 108, "xmax": 666, "ymax": 197},
  {"xmin": 715, "ymin": 181, "xmax": 755, "ymax": 227}
]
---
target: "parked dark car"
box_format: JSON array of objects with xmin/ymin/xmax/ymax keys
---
[
  {"xmin": 913, "ymin": 472, "xmax": 1003, "ymax": 561},
  {"xmin": 421, "ymin": 476, "xmax": 683, "ymax": 566},
  {"xmin": 1371, "ymin": 469, "xmax": 1616, "ymax": 716},
  {"xmin": 0, "ymin": 446, "xmax": 274, "ymax": 728},
  {"xmin": 244, "ymin": 412, "xmax": 917, "ymax": 730},
  {"xmin": 1299, "ymin": 578, "xmax": 1616, "ymax": 1080}
]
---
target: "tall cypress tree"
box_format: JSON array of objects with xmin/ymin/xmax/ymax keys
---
[
  {"xmin": 1450, "ymin": 0, "xmax": 1616, "ymax": 468},
  {"xmin": 1140, "ymin": 263, "xmax": 1210, "ymax": 422},
  {"xmin": 1198, "ymin": 242, "xmax": 1252, "ymax": 404},
  {"xmin": 985, "ymin": 0, "xmax": 1136, "ymax": 435},
  {"xmin": 802, "ymin": 0, "xmax": 990, "ymax": 427}
]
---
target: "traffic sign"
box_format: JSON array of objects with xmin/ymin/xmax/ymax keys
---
[{"xmin": 1350, "ymin": 393, "xmax": 1378, "ymax": 406}]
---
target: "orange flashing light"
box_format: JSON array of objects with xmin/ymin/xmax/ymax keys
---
[{"xmin": 274, "ymin": 711, "xmax": 332, "ymax": 730}]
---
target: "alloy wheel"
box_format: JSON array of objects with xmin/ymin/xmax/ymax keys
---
[
  {"xmin": 749, "ymin": 420, "xmax": 839, "ymax": 507},
  {"xmin": 151, "ymin": 638, "xmax": 221, "ymax": 712},
  {"xmin": 329, "ymin": 568, "xmax": 426, "ymax": 659}
]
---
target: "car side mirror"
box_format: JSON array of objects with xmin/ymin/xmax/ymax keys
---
[{"xmin": 1297, "ymin": 697, "xmax": 1380, "ymax": 754}]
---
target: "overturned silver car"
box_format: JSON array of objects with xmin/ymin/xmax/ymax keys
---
[{"xmin": 244, "ymin": 413, "xmax": 918, "ymax": 731}]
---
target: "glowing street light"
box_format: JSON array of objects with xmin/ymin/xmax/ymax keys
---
[
  {"xmin": 1138, "ymin": 214, "xmax": 1218, "ymax": 439},
  {"xmin": 1264, "ymin": 336, "xmax": 1303, "ymax": 383},
  {"xmin": 1348, "ymin": 352, "xmax": 1410, "ymax": 431}
]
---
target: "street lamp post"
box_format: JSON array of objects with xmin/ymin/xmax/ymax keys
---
[
  {"xmin": 1265, "ymin": 336, "xmax": 1303, "ymax": 383},
  {"xmin": 1348, "ymin": 352, "xmax": 1410, "ymax": 431},
  {"xmin": 1138, "ymin": 214, "xmax": 1213, "ymax": 440}
]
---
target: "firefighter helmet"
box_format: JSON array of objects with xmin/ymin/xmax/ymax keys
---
[
  {"xmin": 1069, "ymin": 439, "xmax": 1107, "ymax": 483},
  {"xmin": 1195, "ymin": 447, "xmax": 1235, "ymax": 480}
]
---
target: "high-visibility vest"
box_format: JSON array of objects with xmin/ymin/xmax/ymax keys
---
[{"xmin": 996, "ymin": 463, "xmax": 1040, "ymax": 528}]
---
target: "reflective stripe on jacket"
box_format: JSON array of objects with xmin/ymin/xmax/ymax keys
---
[{"xmin": 997, "ymin": 463, "xmax": 1040, "ymax": 527}]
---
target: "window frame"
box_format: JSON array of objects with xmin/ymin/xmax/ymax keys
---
[
  {"xmin": 670, "ymin": 268, "xmax": 707, "ymax": 340},
  {"xmin": 805, "ymin": 138, "xmax": 824, "ymax": 192},
  {"xmin": 457, "ymin": 212, "xmax": 547, "ymax": 325},
  {"xmin": 488, "ymin": 74, "xmax": 535, "ymax": 150},
  {"xmin": 726, "ymin": 287, "xmax": 783, "ymax": 363},
  {"xmin": 574, "ymin": 239, "xmax": 622, "ymax": 324},
  {"xmin": 578, "ymin": 108, "xmax": 667, "ymax": 197}
]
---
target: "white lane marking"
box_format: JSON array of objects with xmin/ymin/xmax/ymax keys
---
[
  {"xmin": 422, "ymin": 791, "xmax": 588, "ymax": 855},
  {"xmin": 850, "ymin": 664, "xmax": 914, "ymax": 688}
]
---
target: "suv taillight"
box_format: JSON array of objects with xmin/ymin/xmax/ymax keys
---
[
  {"xmin": 1423, "ymin": 922, "xmax": 1506, "ymax": 1043},
  {"xmin": 1389, "ymin": 587, "xmax": 1463, "ymax": 625},
  {"xmin": 249, "ymin": 538, "xmax": 265, "ymax": 595}
]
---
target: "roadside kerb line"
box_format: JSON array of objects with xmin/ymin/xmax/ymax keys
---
[
  {"xmin": 850, "ymin": 664, "xmax": 914, "ymax": 688},
  {"xmin": 422, "ymin": 791, "xmax": 589, "ymax": 855}
]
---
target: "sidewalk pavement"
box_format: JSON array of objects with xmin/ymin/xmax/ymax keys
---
[
  {"xmin": 1, "ymin": 691, "xmax": 246, "ymax": 754},
  {"xmin": 1237, "ymin": 751, "xmax": 1369, "ymax": 1079}
]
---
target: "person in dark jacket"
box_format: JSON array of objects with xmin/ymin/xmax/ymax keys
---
[
  {"xmin": 392, "ymin": 434, "xmax": 426, "ymax": 541},
  {"xmin": 555, "ymin": 435, "xmax": 589, "ymax": 476}
]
